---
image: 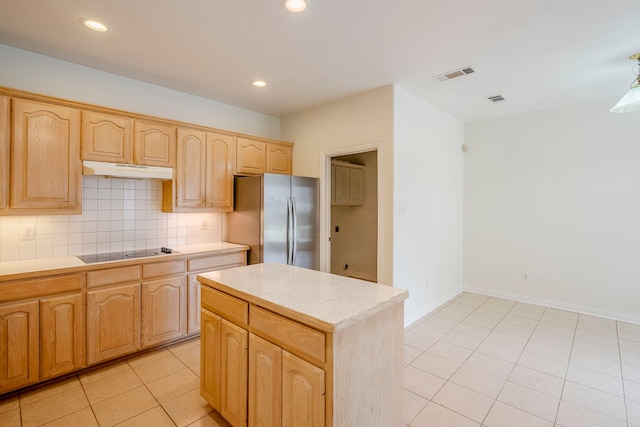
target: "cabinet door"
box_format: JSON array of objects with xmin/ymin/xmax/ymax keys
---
[
  {"xmin": 175, "ymin": 128, "xmax": 206, "ymax": 209},
  {"xmin": 40, "ymin": 293, "xmax": 85, "ymax": 380},
  {"xmin": 249, "ymin": 333, "xmax": 282, "ymax": 427},
  {"xmin": 134, "ymin": 121, "xmax": 176, "ymax": 167},
  {"xmin": 187, "ymin": 274, "xmax": 201, "ymax": 335},
  {"xmin": 201, "ymin": 308, "xmax": 222, "ymax": 411},
  {"xmin": 333, "ymin": 165, "xmax": 351, "ymax": 205},
  {"xmin": 266, "ymin": 143, "xmax": 292, "ymax": 175},
  {"xmin": 349, "ymin": 168, "xmax": 364, "ymax": 205},
  {"xmin": 10, "ymin": 99, "xmax": 81, "ymax": 212},
  {"xmin": 282, "ymin": 351, "xmax": 325, "ymax": 427},
  {"xmin": 221, "ymin": 319, "xmax": 248, "ymax": 427},
  {"xmin": 81, "ymin": 111, "xmax": 132, "ymax": 163},
  {"xmin": 206, "ymin": 132, "xmax": 235, "ymax": 211},
  {"xmin": 0, "ymin": 300, "xmax": 39, "ymax": 394},
  {"xmin": 236, "ymin": 138, "xmax": 265, "ymax": 175},
  {"xmin": 141, "ymin": 276, "xmax": 186, "ymax": 348},
  {"xmin": 0, "ymin": 96, "xmax": 8, "ymax": 210},
  {"xmin": 87, "ymin": 284, "xmax": 141, "ymax": 365}
]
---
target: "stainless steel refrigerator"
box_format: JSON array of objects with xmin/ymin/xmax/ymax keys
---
[{"xmin": 227, "ymin": 174, "xmax": 319, "ymax": 270}]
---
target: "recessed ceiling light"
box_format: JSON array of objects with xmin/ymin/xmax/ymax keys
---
[
  {"xmin": 82, "ymin": 19, "xmax": 108, "ymax": 32},
  {"xmin": 253, "ymin": 80, "xmax": 267, "ymax": 88},
  {"xmin": 283, "ymin": 0, "xmax": 308, "ymax": 13}
]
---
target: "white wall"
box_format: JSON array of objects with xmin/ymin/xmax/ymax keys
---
[
  {"xmin": 0, "ymin": 44, "xmax": 281, "ymax": 138},
  {"xmin": 281, "ymin": 86, "xmax": 395, "ymax": 285},
  {"xmin": 393, "ymin": 87, "xmax": 465, "ymax": 326},
  {"xmin": 464, "ymin": 98, "xmax": 640, "ymax": 322}
]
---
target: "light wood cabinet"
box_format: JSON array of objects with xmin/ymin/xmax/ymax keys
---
[
  {"xmin": 201, "ymin": 308, "xmax": 222, "ymax": 411},
  {"xmin": 0, "ymin": 300, "xmax": 39, "ymax": 394},
  {"xmin": 221, "ymin": 319, "xmax": 248, "ymax": 427},
  {"xmin": 248, "ymin": 333, "xmax": 282, "ymax": 427},
  {"xmin": 0, "ymin": 96, "xmax": 8, "ymax": 210},
  {"xmin": 236, "ymin": 138, "xmax": 293, "ymax": 176},
  {"xmin": 87, "ymin": 283, "xmax": 141, "ymax": 365},
  {"xmin": 282, "ymin": 351, "xmax": 325, "ymax": 427},
  {"xmin": 9, "ymin": 99, "xmax": 81, "ymax": 213},
  {"xmin": 141, "ymin": 276, "xmax": 186, "ymax": 348},
  {"xmin": 206, "ymin": 132, "xmax": 235, "ymax": 210},
  {"xmin": 266, "ymin": 142, "xmax": 293, "ymax": 175},
  {"xmin": 236, "ymin": 138, "xmax": 266, "ymax": 175},
  {"xmin": 134, "ymin": 120, "xmax": 176, "ymax": 167},
  {"xmin": 163, "ymin": 129, "xmax": 235, "ymax": 212},
  {"xmin": 331, "ymin": 161, "xmax": 365, "ymax": 206},
  {"xmin": 186, "ymin": 251, "xmax": 247, "ymax": 335},
  {"xmin": 81, "ymin": 111, "xmax": 133, "ymax": 163},
  {"xmin": 40, "ymin": 293, "xmax": 85, "ymax": 380}
]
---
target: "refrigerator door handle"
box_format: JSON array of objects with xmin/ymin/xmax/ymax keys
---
[
  {"xmin": 291, "ymin": 197, "xmax": 298, "ymax": 266},
  {"xmin": 287, "ymin": 197, "xmax": 294, "ymax": 265}
]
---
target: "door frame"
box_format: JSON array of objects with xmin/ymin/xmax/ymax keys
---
[{"xmin": 319, "ymin": 143, "xmax": 383, "ymax": 281}]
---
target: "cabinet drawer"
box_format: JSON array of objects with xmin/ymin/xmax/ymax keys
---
[
  {"xmin": 142, "ymin": 260, "xmax": 185, "ymax": 279},
  {"xmin": 201, "ymin": 286, "xmax": 248, "ymax": 327},
  {"xmin": 0, "ymin": 274, "xmax": 83, "ymax": 302},
  {"xmin": 250, "ymin": 306, "xmax": 325, "ymax": 365},
  {"xmin": 187, "ymin": 252, "xmax": 246, "ymax": 272},
  {"xmin": 87, "ymin": 265, "xmax": 140, "ymax": 289}
]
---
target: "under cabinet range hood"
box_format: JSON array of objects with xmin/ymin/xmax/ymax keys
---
[{"xmin": 82, "ymin": 161, "xmax": 173, "ymax": 180}]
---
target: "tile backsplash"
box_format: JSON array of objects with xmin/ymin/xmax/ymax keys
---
[{"xmin": 0, "ymin": 176, "xmax": 222, "ymax": 262}]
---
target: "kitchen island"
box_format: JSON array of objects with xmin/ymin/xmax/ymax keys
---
[{"xmin": 198, "ymin": 263, "xmax": 408, "ymax": 427}]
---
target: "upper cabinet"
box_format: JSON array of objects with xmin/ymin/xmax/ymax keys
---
[
  {"xmin": 81, "ymin": 111, "xmax": 133, "ymax": 163},
  {"xmin": 331, "ymin": 161, "xmax": 364, "ymax": 206},
  {"xmin": 236, "ymin": 138, "xmax": 293, "ymax": 175},
  {"xmin": 134, "ymin": 121, "xmax": 176, "ymax": 167},
  {"xmin": 0, "ymin": 96, "xmax": 8, "ymax": 209},
  {"xmin": 266, "ymin": 142, "xmax": 293, "ymax": 175},
  {"xmin": 236, "ymin": 138, "xmax": 266, "ymax": 175},
  {"xmin": 163, "ymin": 128, "xmax": 235, "ymax": 212},
  {"xmin": 8, "ymin": 99, "xmax": 81, "ymax": 214},
  {"xmin": 206, "ymin": 132, "xmax": 235, "ymax": 210}
]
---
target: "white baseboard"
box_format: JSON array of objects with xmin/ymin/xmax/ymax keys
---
[
  {"xmin": 404, "ymin": 286, "xmax": 463, "ymax": 328},
  {"xmin": 464, "ymin": 286, "xmax": 640, "ymax": 326}
]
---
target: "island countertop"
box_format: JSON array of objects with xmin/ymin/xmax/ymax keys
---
[{"xmin": 197, "ymin": 262, "xmax": 408, "ymax": 333}]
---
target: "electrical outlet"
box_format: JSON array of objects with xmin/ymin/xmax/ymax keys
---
[
  {"xmin": 522, "ymin": 272, "xmax": 529, "ymax": 282},
  {"xmin": 201, "ymin": 220, "xmax": 208, "ymax": 230},
  {"xmin": 22, "ymin": 225, "xmax": 35, "ymax": 240}
]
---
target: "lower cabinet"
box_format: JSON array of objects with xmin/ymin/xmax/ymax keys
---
[
  {"xmin": 87, "ymin": 284, "xmax": 141, "ymax": 365},
  {"xmin": 0, "ymin": 300, "xmax": 39, "ymax": 393},
  {"xmin": 282, "ymin": 351, "xmax": 325, "ymax": 427},
  {"xmin": 201, "ymin": 290, "xmax": 325, "ymax": 427},
  {"xmin": 40, "ymin": 293, "xmax": 85, "ymax": 380},
  {"xmin": 142, "ymin": 276, "xmax": 186, "ymax": 348},
  {"xmin": 0, "ymin": 292, "xmax": 85, "ymax": 394},
  {"xmin": 221, "ymin": 319, "xmax": 248, "ymax": 427}
]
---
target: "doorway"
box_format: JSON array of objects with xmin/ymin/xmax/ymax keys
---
[{"xmin": 320, "ymin": 144, "xmax": 380, "ymax": 282}]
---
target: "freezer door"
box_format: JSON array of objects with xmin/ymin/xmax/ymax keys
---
[
  {"xmin": 291, "ymin": 176, "xmax": 320, "ymax": 270},
  {"xmin": 263, "ymin": 174, "xmax": 291, "ymax": 265}
]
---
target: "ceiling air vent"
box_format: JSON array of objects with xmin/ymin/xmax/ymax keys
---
[
  {"xmin": 487, "ymin": 95, "xmax": 506, "ymax": 103},
  {"xmin": 432, "ymin": 66, "xmax": 475, "ymax": 82}
]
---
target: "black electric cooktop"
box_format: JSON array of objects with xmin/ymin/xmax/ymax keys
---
[{"xmin": 77, "ymin": 247, "xmax": 177, "ymax": 264}]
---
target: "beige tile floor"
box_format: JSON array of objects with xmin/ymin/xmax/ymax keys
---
[
  {"xmin": 0, "ymin": 292, "xmax": 638, "ymax": 426},
  {"xmin": 0, "ymin": 338, "xmax": 231, "ymax": 427},
  {"xmin": 404, "ymin": 292, "xmax": 640, "ymax": 427}
]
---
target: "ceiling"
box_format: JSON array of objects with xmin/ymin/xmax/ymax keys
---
[{"xmin": 0, "ymin": 0, "xmax": 638, "ymax": 122}]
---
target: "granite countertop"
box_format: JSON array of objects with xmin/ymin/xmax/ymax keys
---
[
  {"xmin": 0, "ymin": 242, "xmax": 249, "ymax": 280},
  {"xmin": 197, "ymin": 263, "xmax": 409, "ymax": 333}
]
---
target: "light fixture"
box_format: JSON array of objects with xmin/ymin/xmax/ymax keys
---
[
  {"xmin": 81, "ymin": 19, "xmax": 109, "ymax": 32},
  {"xmin": 252, "ymin": 80, "xmax": 267, "ymax": 87},
  {"xmin": 282, "ymin": 0, "xmax": 308, "ymax": 13},
  {"xmin": 611, "ymin": 53, "xmax": 640, "ymax": 113}
]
